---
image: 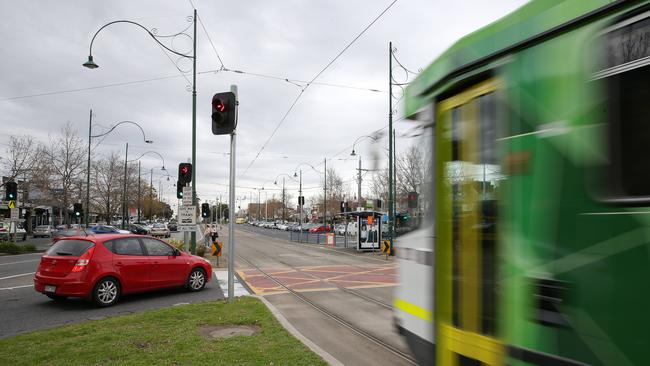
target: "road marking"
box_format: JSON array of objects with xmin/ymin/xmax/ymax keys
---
[
  {"xmin": 0, "ymin": 259, "xmax": 39, "ymax": 266},
  {"xmin": 0, "ymin": 284, "xmax": 33, "ymax": 291},
  {"xmin": 214, "ymin": 270, "xmax": 250, "ymax": 297},
  {"xmin": 0, "ymin": 272, "xmax": 35, "ymax": 280}
]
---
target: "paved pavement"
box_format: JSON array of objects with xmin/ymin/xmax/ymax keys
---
[
  {"xmin": 0, "ymin": 251, "xmax": 225, "ymax": 339},
  {"xmin": 229, "ymin": 224, "xmax": 414, "ymax": 366}
]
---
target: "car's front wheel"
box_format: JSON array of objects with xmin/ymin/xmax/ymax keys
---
[
  {"xmin": 186, "ymin": 268, "xmax": 206, "ymax": 292},
  {"xmin": 93, "ymin": 277, "xmax": 121, "ymax": 307}
]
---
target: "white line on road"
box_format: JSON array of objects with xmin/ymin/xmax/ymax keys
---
[
  {"xmin": 0, "ymin": 259, "xmax": 39, "ymax": 266},
  {"xmin": 0, "ymin": 284, "xmax": 33, "ymax": 291},
  {"xmin": 0, "ymin": 272, "xmax": 35, "ymax": 281}
]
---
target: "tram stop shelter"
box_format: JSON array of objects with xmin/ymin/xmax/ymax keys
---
[{"xmin": 339, "ymin": 211, "xmax": 383, "ymax": 252}]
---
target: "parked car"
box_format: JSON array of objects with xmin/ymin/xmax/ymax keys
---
[
  {"xmin": 34, "ymin": 225, "xmax": 55, "ymax": 238},
  {"xmin": 128, "ymin": 224, "xmax": 148, "ymax": 235},
  {"xmin": 33, "ymin": 234, "xmax": 212, "ymax": 306},
  {"xmin": 168, "ymin": 221, "xmax": 178, "ymax": 232},
  {"xmin": 0, "ymin": 221, "xmax": 27, "ymax": 241},
  {"xmin": 89, "ymin": 225, "xmax": 122, "ymax": 235},
  {"xmin": 308, "ymin": 225, "xmax": 331, "ymax": 233},
  {"xmin": 150, "ymin": 223, "xmax": 171, "ymax": 238}
]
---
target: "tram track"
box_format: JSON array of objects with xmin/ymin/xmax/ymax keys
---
[{"xmin": 236, "ymin": 251, "xmax": 416, "ymax": 365}]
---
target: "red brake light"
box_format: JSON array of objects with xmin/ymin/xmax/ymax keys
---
[{"xmin": 71, "ymin": 246, "xmax": 95, "ymax": 272}]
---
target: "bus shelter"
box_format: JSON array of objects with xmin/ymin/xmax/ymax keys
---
[{"xmin": 339, "ymin": 211, "xmax": 382, "ymax": 251}]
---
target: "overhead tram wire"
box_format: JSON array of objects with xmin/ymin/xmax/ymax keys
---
[
  {"xmin": 238, "ymin": 0, "xmax": 399, "ymax": 179},
  {"xmin": 0, "ymin": 67, "xmax": 383, "ymax": 103}
]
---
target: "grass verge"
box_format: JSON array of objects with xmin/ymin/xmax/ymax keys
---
[
  {"xmin": 0, "ymin": 296, "xmax": 326, "ymax": 366},
  {"xmin": 0, "ymin": 241, "xmax": 38, "ymax": 254}
]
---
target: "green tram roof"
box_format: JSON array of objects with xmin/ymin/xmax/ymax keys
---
[{"xmin": 404, "ymin": 0, "xmax": 616, "ymax": 117}]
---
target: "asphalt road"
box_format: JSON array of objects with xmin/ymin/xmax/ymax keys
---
[{"xmin": 0, "ymin": 251, "xmax": 224, "ymax": 339}]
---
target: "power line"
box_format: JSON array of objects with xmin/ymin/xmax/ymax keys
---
[
  {"xmin": 238, "ymin": 0, "xmax": 399, "ymax": 179},
  {"xmin": 196, "ymin": 14, "xmax": 226, "ymax": 69}
]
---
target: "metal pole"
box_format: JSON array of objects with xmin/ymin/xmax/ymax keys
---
[
  {"xmin": 265, "ymin": 192, "xmax": 268, "ymax": 222},
  {"xmin": 150, "ymin": 169, "xmax": 153, "ymax": 220},
  {"xmin": 358, "ymin": 155, "xmax": 362, "ymax": 211},
  {"xmin": 190, "ymin": 8, "xmax": 198, "ymax": 255},
  {"xmin": 299, "ymin": 169, "xmax": 302, "ymax": 242},
  {"xmin": 258, "ymin": 189, "xmax": 261, "ymax": 220},
  {"xmin": 121, "ymin": 142, "xmax": 128, "ymax": 230},
  {"xmin": 282, "ymin": 177, "xmax": 285, "ymax": 221},
  {"xmin": 227, "ymin": 84, "xmax": 238, "ymax": 303},
  {"xmin": 85, "ymin": 109, "xmax": 92, "ymax": 228},
  {"xmin": 388, "ymin": 41, "xmax": 394, "ymax": 247},
  {"xmin": 324, "ymin": 158, "xmax": 327, "ymax": 228},
  {"xmin": 138, "ymin": 161, "xmax": 141, "ymax": 222}
]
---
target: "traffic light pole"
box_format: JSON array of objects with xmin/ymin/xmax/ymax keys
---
[
  {"xmin": 190, "ymin": 8, "xmax": 197, "ymax": 255},
  {"xmin": 227, "ymin": 84, "xmax": 238, "ymax": 304}
]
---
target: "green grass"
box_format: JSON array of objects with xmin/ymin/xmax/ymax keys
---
[
  {"xmin": 0, "ymin": 297, "xmax": 326, "ymax": 366},
  {"xmin": 0, "ymin": 242, "xmax": 38, "ymax": 254}
]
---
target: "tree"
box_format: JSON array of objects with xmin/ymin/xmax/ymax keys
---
[
  {"xmin": 1, "ymin": 135, "xmax": 38, "ymax": 188},
  {"xmin": 396, "ymin": 145, "xmax": 425, "ymax": 200},
  {"xmin": 92, "ymin": 152, "xmax": 122, "ymax": 223},
  {"xmin": 44, "ymin": 122, "xmax": 86, "ymax": 225}
]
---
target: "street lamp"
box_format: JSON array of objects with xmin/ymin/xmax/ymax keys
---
[
  {"xmin": 85, "ymin": 119, "xmax": 152, "ymax": 229},
  {"xmin": 293, "ymin": 162, "xmax": 327, "ymax": 228},
  {"xmin": 128, "ymin": 152, "xmax": 166, "ymax": 223},
  {"xmin": 350, "ymin": 134, "xmax": 379, "ymax": 211},
  {"xmin": 84, "ymin": 10, "xmax": 198, "ymax": 252}
]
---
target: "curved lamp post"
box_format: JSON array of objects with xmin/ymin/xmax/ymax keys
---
[
  {"xmin": 349, "ymin": 134, "xmax": 379, "ymax": 210},
  {"xmin": 128, "ymin": 151, "xmax": 166, "ymax": 223},
  {"xmin": 84, "ymin": 11, "xmax": 198, "ymax": 252},
  {"xmin": 85, "ymin": 120, "xmax": 152, "ymax": 229}
]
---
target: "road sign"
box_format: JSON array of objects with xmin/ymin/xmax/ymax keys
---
[
  {"xmin": 211, "ymin": 240, "xmax": 223, "ymax": 257},
  {"xmin": 178, "ymin": 205, "xmax": 196, "ymax": 227},
  {"xmin": 7, "ymin": 200, "xmax": 15, "ymax": 209},
  {"xmin": 182, "ymin": 187, "xmax": 192, "ymax": 206},
  {"xmin": 9, "ymin": 208, "xmax": 19, "ymax": 221},
  {"xmin": 178, "ymin": 225, "xmax": 196, "ymax": 232},
  {"xmin": 381, "ymin": 240, "xmax": 392, "ymax": 256}
]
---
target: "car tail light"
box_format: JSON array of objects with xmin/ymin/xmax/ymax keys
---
[{"xmin": 71, "ymin": 246, "xmax": 95, "ymax": 272}]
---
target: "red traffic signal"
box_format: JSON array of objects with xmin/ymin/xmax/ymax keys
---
[
  {"xmin": 407, "ymin": 192, "xmax": 418, "ymax": 209},
  {"xmin": 211, "ymin": 92, "xmax": 237, "ymax": 135},
  {"xmin": 178, "ymin": 163, "xmax": 192, "ymax": 185}
]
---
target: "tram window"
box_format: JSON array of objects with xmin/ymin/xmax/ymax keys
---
[{"xmin": 601, "ymin": 15, "xmax": 650, "ymax": 198}]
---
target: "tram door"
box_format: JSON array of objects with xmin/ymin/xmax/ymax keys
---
[{"xmin": 437, "ymin": 79, "xmax": 504, "ymax": 365}]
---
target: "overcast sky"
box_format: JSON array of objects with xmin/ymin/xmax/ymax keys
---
[{"xmin": 0, "ymin": 0, "xmax": 527, "ymax": 212}]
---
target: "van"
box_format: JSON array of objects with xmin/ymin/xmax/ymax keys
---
[{"xmin": 0, "ymin": 221, "xmax": 27, "ymax": 241}]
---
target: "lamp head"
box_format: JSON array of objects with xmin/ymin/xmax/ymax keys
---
[
  {"xmin": 350, "ymin": 149, "xmax": 356, "ymax": 156},
  {"xmin": 145, "ymin": 140, "xmax": 153, "ymax": 144},
  {"xmin": 274, "ymin": 181, "xmax": 277, "ymax": 185},
  {"xmin": 161, "ymin": 166, "xmax": 166, "ymax": 171},
  {"xmin": 293, "ymin": 172, "xmax": 298, "ymax": 177},
  {"xmin": 83, "ymin": 55, "xmax": 99, "ymax": 69}
]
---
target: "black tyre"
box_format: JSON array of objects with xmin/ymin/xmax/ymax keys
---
[
  {"xmin": 186, "ymin": 268, "xmax": 206, "ymax": 292},
  {"xmin": 45, "ymin": 293, "xmax": 67, "ymax": 301},
  {"xmin": 92, "ymin": 277, "xmax": 121, "ymax": 307}
]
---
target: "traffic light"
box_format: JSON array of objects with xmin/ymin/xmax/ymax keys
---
[
  {"xmin": 407, "ymin": 192, "xmax": 418, "ymax": 209},
  {"xmin": 176, "ymin": 181, "xmax": 183, "ymax": 199},
  {"xmin": 340, "ymin": 201, "xmax": 345, "ymax": 213},
  {"xmin": 73, "ymin": 203, "xmax": 83, "ymax": 218},
  {"xmin": 178, "ymin": 163, "xmax": 192, "ymax": 185},
  {"xmin": 5, "ymin": 181, "xmax": 17, "ymax": 201},
  {"xmin": 298, "ymin": 196, "xmax": 305, "ymax": 206},
  {"xmin": 201, "ymin": 203, "xmax": 210, "ymax": 218},
  {"xmin": 375, "ymin": 199, "xmax": 382, "ymax": 209},
  {"xmin": 211, "ymin": 92, "xmax": 237, "ymax": 135}
]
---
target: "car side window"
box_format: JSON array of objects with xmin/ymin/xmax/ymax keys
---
[
  {"xmin": 108, "ymin": 238, "xmax": 144, "ymax": 256},
  {"xmin": 141, "ymin": 238, "xmax": 175, "ymax": 256}
]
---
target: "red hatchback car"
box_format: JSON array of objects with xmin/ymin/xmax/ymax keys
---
[
  {"xmin": 34, "ymin": 234, "xmax": 212, "ymax": 307},
  {"xmin": 308, "ymin": 225, "xmax": 331, "ymax": 233}
]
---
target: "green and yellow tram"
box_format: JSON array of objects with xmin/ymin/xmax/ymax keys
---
[{"xmin": 398, "ymin": 1, "xmax": 650, "ymax": 365}]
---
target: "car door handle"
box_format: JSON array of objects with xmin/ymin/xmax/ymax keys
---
[{"xmin": 115, "ymin": 262, "xmax": 123, "ymax": 267}]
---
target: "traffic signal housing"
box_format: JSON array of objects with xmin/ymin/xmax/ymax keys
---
[
  {"xmin": 211, "ymin": 92, "xmax": 237, "ymax": 135},
  {"xmin": 178, "ymin": 163, "xmax": 192, "ymax": 185},
  {"xmin": 5, "ymin": 181, "xmax": 17, "ymax": 201},
  {"xmin": 73, "ymin": 203, "xmax": 83, "ymax": 218},
  {"xmin": 201, "ymin": 203, "xmax": 210, "ymax": 218},
  {"xmin": 407, "ymin": 192, "xmax": 418, "ymax": 209},
  {"xmin": 176, "ymin": 181, "xmax": 184, "ymax": 199}
]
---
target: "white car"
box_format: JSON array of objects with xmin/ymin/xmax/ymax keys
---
[
  {"xmin": 34, "ymin": 225, "xmax": 55, "ymax": 238},
  {"xmin": 0, "ymin": 221, "xmax": 27, "ymax": 241},
  {"xmin": 150, "ymin": 223, "xmax": 171, "ymax": 238}
]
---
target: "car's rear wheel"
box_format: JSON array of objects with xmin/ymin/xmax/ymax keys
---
[
  {"xmin": 46, "ymin": 294, "xmax": 67, "ymax": 301},
  {"xmin": 186, "ymin": 268, "xmax": 206, "ymax": 292},
  {"xmin": 93, "ymin": 277, "xmax": 121, "ymax": 307}
]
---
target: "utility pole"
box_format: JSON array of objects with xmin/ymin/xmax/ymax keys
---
[
  {"xmin": 190, "ymin": 8, "xmax": 198, "ymax": 255},
  {"xmin": 299, "ymin": 170, "xmax": 303, "ymax": 240},
  {"xmin": 323, "ymin": 158, "xmax": 327, "ymax": 228},
  {"xmin": 282, "ymin": 177, "xmax": 286, "ymax": 221},
  {"xmin": 388, "ymin": 41, "xmax": 395, "ymax": 247},
  {"xmin": 137, "ymin": 161, "xmax": 141, "ymax": 222},
  {"xmin": 85, "ymin": 109, "xmax": 92, "ymax": 228},
  {"xmin": 357, "ymin": 156, "xmax": 362, "ymax": 210},
  {"xmin": 149, "ymin": 168, "xmax": 153, "ymax": 220}
]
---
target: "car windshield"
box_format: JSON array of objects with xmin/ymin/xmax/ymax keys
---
[{"xmin": 153, "ymin": 224, "xmax": 165, "ymax": 228}]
